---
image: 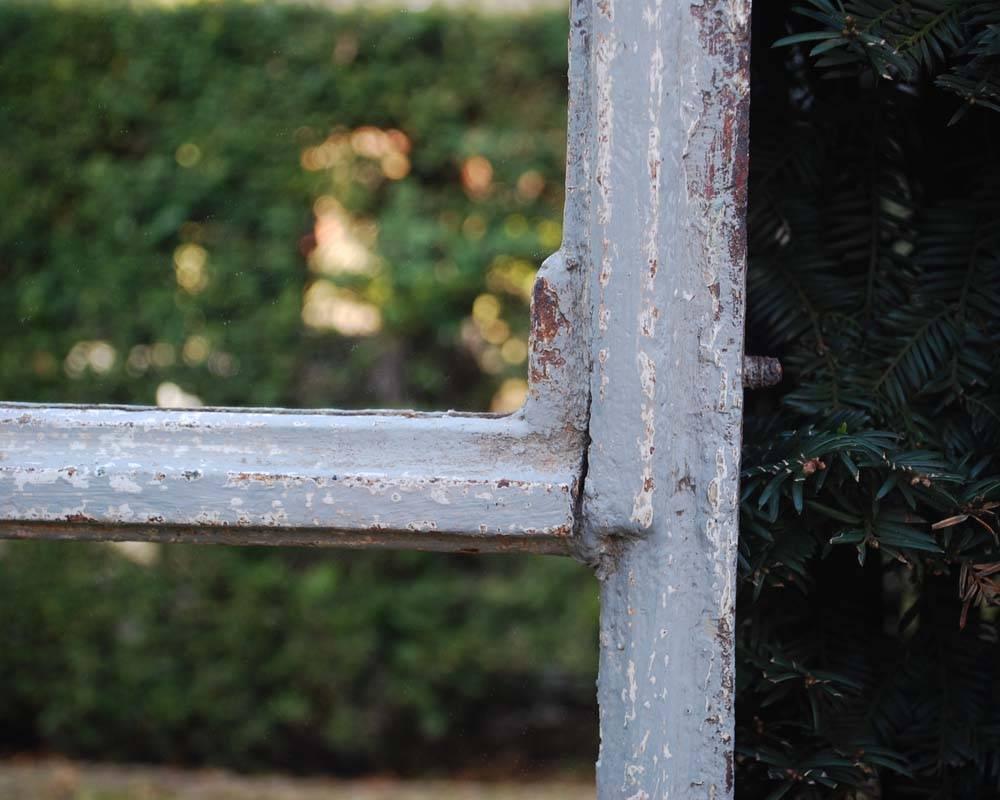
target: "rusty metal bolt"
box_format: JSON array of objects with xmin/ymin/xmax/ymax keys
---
[{"xmin": 743, "ymin": 355, "xmax": 782, "ymax": 389}]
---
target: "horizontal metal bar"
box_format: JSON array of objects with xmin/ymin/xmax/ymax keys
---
[{"xmin": 0, "ymin": 404, "xmax": 582, "ymax": 553}]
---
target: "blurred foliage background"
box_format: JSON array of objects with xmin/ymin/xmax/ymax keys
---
[
  {"xmin": 0, "ymin": 0, "xmax": 597, "ymax": 779},
  {"xmin": 3, "ymin": 0, "xmax": 1000, "ymax": 796},
  {"xmin": 0, "ymin": 1, "xmax": 568, "ymax": 412}
]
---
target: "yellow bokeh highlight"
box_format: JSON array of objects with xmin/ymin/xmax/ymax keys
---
[
  {"xmin": 486, "ymin": 256, "xmax": 536, "ymax": 302},
  {"xmin": 302, "ymin": 281, "xmax": 382, "ymax": 337},
  {"xmin": 309, "ymin": 196, "xmax": 379, "ymax": 277},
  {"xmin": 302, "ymin": 126, "xmax": 410, "ymax": 181},
  {"xmin": 501, "ymin": 337, "xmax": 528, "ymax": 365},
  {"xmin": 482, "ymin": 318, "xmax": 510, "ymax": 345},
  {"xmin": 537, "ymin": 219, "xmax": 562, "ymax": 250},
  {"xmin": 380, "ymin": 151, "xmax": 411, "ymax": 180},
  {"xmin": 173, "ymin": 243, "xmax": 209, "ymax": 294},
  {"xmin": 491, "ymin": 378, "xmax": 528, "ymax": 413},
  {"xmin": 472, "ymin": 293, "xmax": 501, "ymax": 324},
  {"xmin": 182, "ymin": 335, "xmax": 211, "ymax": 366},
  {"xmin": 64, "ymin": 340, "xmax": 117, "ymax": 379}
]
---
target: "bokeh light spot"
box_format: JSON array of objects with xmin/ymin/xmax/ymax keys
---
[
  {"xmin": 302, "ymin": 280, "xmax": 382, "ymax": 337},
  {"xmin": 175, "ymin": 142, "xmax": 201, "ymax": 168},
  {"xmin": 461, "ymin": 155, "xmax": 493, "ymax": 198},
  {"xmin": 64, "ymin": 340, "xmax": 117, "ymax": 378},
  {"xmin": 173, "ymin": 243, "xmax": 209, "ymax": 294},
  {"xmin": 156, "ymin": 381, "xmax": 203, "ymax": 408},
  {"xmin": 491, "ymin": 378, "xmax": 528, "ymax": 413},
  {"xmin": 182, "ymin": 335, "xmax": 211, "ymax": 366},
  {"xmin": 516, "ymin": 169, "xmax": 545, "ymax": 201},
  {"xmin": 472, "ymin": 293, "xmax": 501, "ymax": 324},
  {"xmin": 501, "ymin": 337, "xmax": 528, "ymax": 365}
]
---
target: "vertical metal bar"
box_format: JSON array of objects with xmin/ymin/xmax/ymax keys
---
[{"xmin": 577, "ymin": 0, "xmax": 752, "ymax": 797}]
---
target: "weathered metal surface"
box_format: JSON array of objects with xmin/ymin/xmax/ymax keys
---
[
  {"xmin": 576, "ymin": 0, "xmax": 751, "ymax": 797},
  {"xmin": 0, "ymin": 405, "xmax": 581, "ymax": 552}
]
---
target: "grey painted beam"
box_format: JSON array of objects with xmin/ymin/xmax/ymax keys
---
[
  {"xmin": 0, "ymin": 404, "xmax": 582, "ymax": 553},
  {"xmin": 576, "ymin": 0, "xmax": 751, "ymax": 797}
]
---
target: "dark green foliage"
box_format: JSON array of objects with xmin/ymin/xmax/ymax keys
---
[
  {"xmin": 0, "ymin": 541, "xmax": 597, "ymax": 773},
  {"xmin": 773, "ymin": 0, "xmax": 1000, "ymax": 122},
  {"xmin": 739, "ymin": 3, "xmax": 1000, "ymax": 796}
]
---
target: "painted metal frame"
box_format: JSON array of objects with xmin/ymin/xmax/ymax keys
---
[{"xmin": 0, "ymin": 1, "xmax": 754, "ymax": 796}]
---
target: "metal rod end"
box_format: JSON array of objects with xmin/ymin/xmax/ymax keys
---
[{"xmin": 743, "ymin": 355, "xmax": 782, "ymax": 389}]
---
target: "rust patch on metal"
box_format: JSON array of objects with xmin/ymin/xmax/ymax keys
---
[
  {"xmin": 530, "ymin": 349, "xmax": 567, "ymax": 383},
  {"xmin": 708, "ymin": 281, "xmax": 721, "ymax": 320},
  {"xmin": 531, "ymin": 277, "xmax": 570, "ymax": 342},
  {"xmin": 690, "ymin": 1, "xmax": 751, "ymax": 277},
  {"xmin": 529, "ymin": 276, "xmax": 571, "ymax": 383}
]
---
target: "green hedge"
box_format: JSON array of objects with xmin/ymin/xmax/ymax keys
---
[
  {"xmin": 0, "ymin": 0, "xmax": 597, "ymax": 775},
  {"xmin": 0, "ymin": 1, "xmax": 569, "ymax": 411},
  {"xmin": 0, "ymin": 542, "xmax": 597, "ymax": 773}
]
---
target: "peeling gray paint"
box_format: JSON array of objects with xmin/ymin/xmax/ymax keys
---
[
  {"xmin": 0, "ymin": 405, "xmax": 582, "ymax": 552},
  {"xmin": 578, "ymin": 0, "xmax": 750, "ymax": 797}
]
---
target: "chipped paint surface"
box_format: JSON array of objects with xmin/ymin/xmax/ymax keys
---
[
  {"xmin": 0, "ymin": 405, "xmax": 581, "ymax": 553},
  {"xmin": 580, "ymin": 0, "xmax": 750, "ymax": 797}
]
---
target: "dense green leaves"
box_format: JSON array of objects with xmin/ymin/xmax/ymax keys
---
[
  {"xmin": 0, "ymin": 1, "xmax": 569, "ymax": 411},
  {"xmin": 0, "ymin": 541, "xmax": 597, "ymax": 772},
  {"xmin": 740, "ymin": 3, "xmax": 1000, "ymax": 794},
  {"xmin": 773, "ymin": 0, "xmax": 1000, "ymax": 120}
]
